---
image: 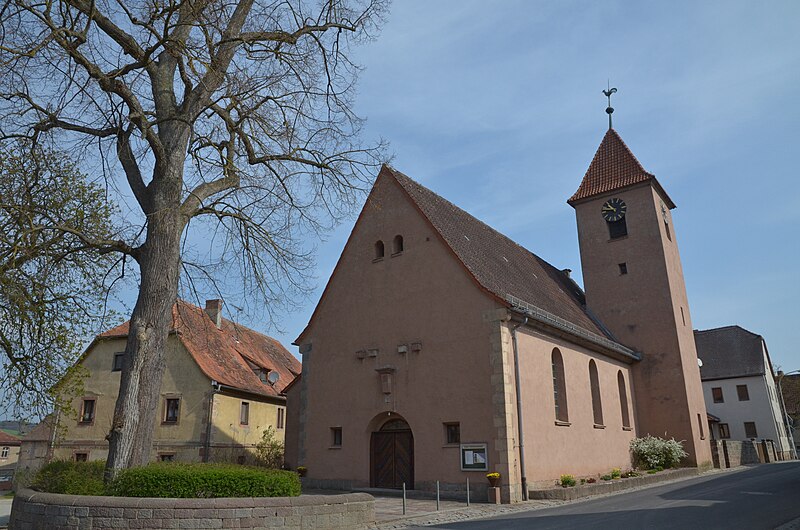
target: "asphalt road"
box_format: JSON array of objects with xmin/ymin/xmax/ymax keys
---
[{"xmin": 418, "ymin": 462, "xmax": 800, "ymax": 530}]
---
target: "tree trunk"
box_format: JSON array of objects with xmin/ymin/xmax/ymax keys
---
[{"xmin": 105, "ymin": 170, "xmax": 184, "ymax": 481}]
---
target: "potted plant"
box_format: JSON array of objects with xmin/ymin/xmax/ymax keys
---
[
  {"xmin": 296, "ymin": 466, "xmax": 307, "ymax": 477},
  {"xmin": 486, "ymin": 472, "xmax": 501, "ymax": 488}
]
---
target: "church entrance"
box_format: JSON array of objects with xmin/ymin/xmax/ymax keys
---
[{"xmin": 370, "ymin": 418, "xmax": 414, "ymax": 489}]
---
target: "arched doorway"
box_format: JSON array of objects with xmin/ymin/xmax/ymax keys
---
[{"xmin": 370, "ymin": 418, "xmax": 414, "ymax": 489}]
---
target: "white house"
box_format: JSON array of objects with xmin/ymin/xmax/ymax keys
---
[{"xmin": 695, "ymin": 325, "xmax": 791, "ymax": 459}]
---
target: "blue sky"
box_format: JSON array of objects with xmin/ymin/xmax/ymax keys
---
[{"xmin": 262, "ymin": 0, "xmax": 800, "ymax": 371}]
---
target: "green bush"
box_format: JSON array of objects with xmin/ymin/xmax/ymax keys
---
[
  {"xmin": 600, "ymin": 474, "xmax": 612, "ymax": 481},
  {"xmin": 32, "ymin": 460, "xmax": 106, "ymax": 496},
  {"xmin": 109, "ymin": 463, "xmax": 301, "ymax": 498},
  {"xmin": 629, "ymin": 435, "xmax": 688, "ymax": 470},
  {"xmin": 611, "ymin": 468, "xmax": 621, "ymax": 479},
  {"xmin": 559, "ymin": 474, "xmax": 576, "ymax": 487}
]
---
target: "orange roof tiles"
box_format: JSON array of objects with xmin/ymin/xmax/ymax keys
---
[
  {"xmin": 568, "ymin": 128, "xmax": 674, "ymax": 207},
  {"xmin": 99, "ymin": 301, "xmax": 300, "ymax": 398},
  {"xmin": 0, "ymin": 431, "xmax": 21, "ymax": 445}
]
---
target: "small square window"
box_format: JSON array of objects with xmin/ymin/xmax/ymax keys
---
[
  {"xmin": 240, "ymin": 402, "xmax": 250, "ymax": 425},
  {"xmin": 331, "ymin": 427, "xmax": 342, "ymax": 447},
  {"xmin": 712, "ymin": 387, "xmax": 724, "ymax": 403},
  {"xmin": 74, "ymin": 452, "xmax": 88, "ymax": 462},
  {"xmin": 737, "ymin": 385, "xmax": 750, "ymax": 401},
  {"xmin": 618, "ymin": 263, "xmax": 628, "ymax": 275},
  {"xmin": 277, "ymin": 407, "xmax": 285, "ymax": 429},
  {"xmin": 237, "ymin": 455, "xmax": 246, "ymax": 465},
  {"xmin": 719, "ymin": 423, "xmax": 730, "ymax": 439},
  {"xmin": 164, "ymin": 398, "xmax": 180, "ymax": 423},
  {"xmin": 112, "ymin": 352, "xmax": 125, "ymax": 372},
  {"xmin": 744, "ymin": 421, "xmax": 758, "ymax": 439},
  {"xmin": 444, "ymin": 423, "xmax": 460, "ymax": 445},
  {"xmin": 159, "ymin": 453, "xmax": 175, "ymax": 462},
  {"xmin": 80, "ymin": 399, "xmax": 96, "ymax": 424}
]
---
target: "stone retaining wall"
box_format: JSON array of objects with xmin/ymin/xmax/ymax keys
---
[
  {"xmin": 9, "ymin": 488, "xmax": 374, "ymax": 529},
  {"xmin": 528, "ymin": 468, "xmax": 699, "ymax": 501}
]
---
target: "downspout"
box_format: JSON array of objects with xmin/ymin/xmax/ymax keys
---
[
  {"xmin": 204, "ymin": 381, "xmax": 220, "ymax": 463},
  {"xmin": 511, "ymin": 316, "xmax": 529, "ymax": 501}
]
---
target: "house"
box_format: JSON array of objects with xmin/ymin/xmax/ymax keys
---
[
  {"xmin": 52, "ymin": 300, "xmax": 300, "ymax": 464},
  {"xmin": 0, "ymin": 431, "xmax": 21, "ymax": 490},
  {"xmin": 289, "ymin": 128, "xmax": 711, "ymax": 503},
  {"xmin": 696, "ymin": 325, "xmax": 792, "ymax": 459}
]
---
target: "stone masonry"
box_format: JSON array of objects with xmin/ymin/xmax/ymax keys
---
[{"xmin": 9, "ymin": 489, "xmax": 374, "ymax": 529}]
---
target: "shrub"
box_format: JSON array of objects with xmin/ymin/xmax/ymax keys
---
[
  {"xmin": 600, "ymin": 474, "xmax": 612, "ymax": 481},
  {"xmin": 586, "ymin": 477, "xmax": 597, "ymax": 484},
  {"xmin": 255, "ymin": 427, "xmax": 285, "ymax": 469},
  {"xmin": 647, "ymin": 469, "xmax": 658, "ymax": 474},
  {"xmin": 621, "ymin": 471, "xmax": 640, "ymax": 478},
  {"xmin": 559, "ymin": 474, "xmax": 576, "ymax": 487},
  {"xmin": 110, "ymin": 463, "xmax": 301, "ymax": 498},
  {"xmin": 32, "ymin": 460, "xmax": 106, "ymax": 496},
  {"xmin": 611, "ymin": 468, "xmax": 621, "ymax": 479},
  {"xmin": 630, "ymin": 435, "xmax": 688, "ymax": 470}
]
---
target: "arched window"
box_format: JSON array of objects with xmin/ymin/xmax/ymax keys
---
[
  {"xmin": 374, "ymin": 240, "xmax": 385, "ymax": 259},
  {"xmin": 551, "ymin": 349, "xmax": 569, "ymax": 422},
  {"xmin": 393, "ymin": 235, "xmax": 404, "ymax": 254},
  {"xmin": 618, "ymin": 371, "xmax": 631, "ymax": 428},
  {"xmin": 589, "ymin": 360, "xmax": 603, "ymax": 426}
]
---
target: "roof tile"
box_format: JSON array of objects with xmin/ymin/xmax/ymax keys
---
[{"xmin": 99, "ymin": 301, "xmax": 300, "ymax": 397}]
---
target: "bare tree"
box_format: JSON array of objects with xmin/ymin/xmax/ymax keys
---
[
  {"xmin": 0, "ymin": 0, "xmax": 387, "ymax": 478},
  {"xmin": 0, "ymin": 141, "xmax": 120, "ymax": 419}
]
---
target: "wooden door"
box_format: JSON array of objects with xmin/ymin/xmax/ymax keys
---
[{"xmin": 371, "ymin": 430, "xmax": 414, "ymax": 489}]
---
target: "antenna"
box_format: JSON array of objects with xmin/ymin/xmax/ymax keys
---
[{"xmin": 603, "ymin": 81, "xmax": 618, "ymax": 129}]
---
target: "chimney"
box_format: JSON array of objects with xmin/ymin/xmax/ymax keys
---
[
  {"xmin": 205, "ymin": 299, "xmax": 223, "ymax": 328},
  {"xmin": 562, "ymin": 268, "xmax": 572, "ymax": 278}
]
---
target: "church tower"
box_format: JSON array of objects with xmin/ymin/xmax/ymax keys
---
[{"xmin": 568, "ymin": 128, "xmax": 711, "ymax": 466}]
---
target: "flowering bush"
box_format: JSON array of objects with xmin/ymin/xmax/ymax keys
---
[
  {"xmin": 560, "ymin": 474, "xmax": 576, "ymax": 487},
  {"xmin": 630, "ymin": 435, "xmax": 688, "ymax": 469}
]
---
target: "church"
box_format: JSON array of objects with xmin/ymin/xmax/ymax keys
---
[{"xmin": 287, "ymin": 126, "xmax": 712, "ymax": 503}]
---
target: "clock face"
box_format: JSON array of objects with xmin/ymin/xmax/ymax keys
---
[{"xmin": 601, "ymin": 198, "xmax": 627, "ymax": 222}]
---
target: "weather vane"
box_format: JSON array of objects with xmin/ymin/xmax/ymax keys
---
[{"xmin": 603, "ymin": 82, "xmax": 617, "ymax": 130}]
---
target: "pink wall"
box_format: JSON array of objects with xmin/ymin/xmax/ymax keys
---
[
  {"xmin": 296, "ymin": 172, "xmax": 503, "ymax": 489},
  {"xmin": 514, "ymin": 327, "xmax": 637, "ymax": 486}
]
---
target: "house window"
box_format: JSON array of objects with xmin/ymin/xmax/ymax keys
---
[
  {"xmin": 618, "ymin": 262, "xmax": 627, "ymax": 275},
  {"xmin": 618, "ymin": 371, "xmax": 631, "ymax": 428},
  {"xmin": 80, "ymin": 399, "xmax": 96, "ymax": 424},
  {"xmin": 589, "ymin": 360, "xmax": 603, "ymax": 426},
  {"xmin": 737, "ymin": 385, "xmax": 750, "ymax": 401},
  {"xmin": 74, "ymin": 452, "xmax": 88, "ymax": 462},
  {"xmin": 697, "ymin": 413, "xmax": 705, "ymax": 440},
  {"xmin": 719, "ymin": 423, "xmax": 731, "ymax": 439},
  {"xmin": 444, "ymin": 423, "xmax": 460, "ymax": 445},
  {"xmin": 607, "ymin": 218, "xmax": 627, "ymax": 239},
  {"xmin": 331, "ymin": 427, "xmax": 342, "ymax": 447},
  {"xmin": 744, "ymin": 422, "xmax": 758, "ymax": 439},
  {"xmin": 0, "ymin": 447, "xmax": 8, "ymax": 459},
  {"xmin": 393, "ymin": 235, "xmax": 404, "ymax": 254},
  {"xmin": 237, "ymin": 455, "xmax": 246, "ymax": 465},
  {"xmin": 164, "ymin": 398, "xmax": 180, "ymax": 423},
  {"xmin": 112, "ymin": 352, "xmax": 125, "ymax": 372},
  {"xmin": 374, "ymin": 240, "xmax": 385, "ymax": 259},
  {"xmin": 159, "ymin": 453, "xmax": 175, "ymax": 462},
  {"xmin": 712, "ymin": 387, "xmax": 724, "ymax": 403},
  {"xmin": 240, "ymin": 402, "xmax": 250, "ymax": 425},
  {"xmin": 551, "ymin": 349, "xmax": 569, "ymax": 423},
  {"xmin": 681, "ymin": 307, "xmax": 686, "ymax": 326},
  {"xmin": 277, "ymin": 407, "xmax": 285, "ymax": 429}
]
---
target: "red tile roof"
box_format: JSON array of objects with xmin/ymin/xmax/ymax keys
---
[
  {"xmin": 568, "ymin": 128, "xmax": 674, "ymax": 208},
  {"xmin": 386, "ymin": 166, "xmax": 611, "ymax": 339},
  {"xmin": 0, "ymin": 431, "xmax": 21, "ymax": 445},
  {"xmin": 99, "ymin": 301, "xmax": 300, "ymax": 398}
]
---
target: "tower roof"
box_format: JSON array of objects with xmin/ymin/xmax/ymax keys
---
[{"xmin": 568, "ymin": 128, "xmax": 675, "ymax": 208}]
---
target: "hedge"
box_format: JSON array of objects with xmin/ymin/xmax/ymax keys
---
[
  {"xmin": 32, "ymin": 460, "xmax": 106, "ymax": 496},
  {"xmin": 109, "ymin": 463, "xmax": 301, "ymax": 498},
  {"xmin": 32, "ymin": 461, "xmax": 301, "ymax": 498}
]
